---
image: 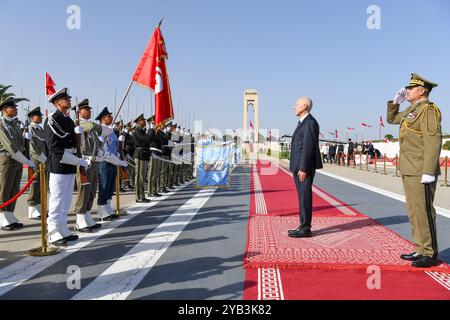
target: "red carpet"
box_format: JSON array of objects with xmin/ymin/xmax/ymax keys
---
[{"xmin": 244, "ymin": 160, "xmax": 450, "ymax": 300}]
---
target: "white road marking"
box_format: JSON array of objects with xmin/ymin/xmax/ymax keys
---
[
  {"xmin": 72, "ymin": 188, "xmax": 216, "ymax": 300},
  {"xmin": 0, "ymin": 182, "xmax": 193, "ymax": 297},
  {"xmin": 317, "ymin": 170, "xmax": 450, "ymax": 219}
]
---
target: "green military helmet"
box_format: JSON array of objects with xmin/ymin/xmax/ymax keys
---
[{"xmin": 405, "ymin": 73, "xmax": 438, "ymax": 92}]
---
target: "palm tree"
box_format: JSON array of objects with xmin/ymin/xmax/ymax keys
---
[{"xmin": 0, "ymin": 84, "xmax": 29, "ymax": 105}]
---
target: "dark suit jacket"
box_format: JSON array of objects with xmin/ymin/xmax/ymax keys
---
[{"xmin": 289, "ymin": 114, "xmax": 323, "ymax": 174}]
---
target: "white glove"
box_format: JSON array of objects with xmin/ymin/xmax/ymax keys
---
[
  {"xmin": 27, "ymin": 159, "xmax": 36, "ymax": 169},
  {"xmin": 23, "ymin": 132, "xmax": 32, "ymax": 140},
  {"xmin": 12, "ymin": 151, "xmax": 31, "ymax": 166},
  {"xmin": 120, "ymin": 160, "xmax": 128, "ymax": 167},
  {"xmin": 123, "ymin": 128, "xmax": 129, "ymax": 134},
  {"xmin": 79, "ymin": 158, "xmax": 90, "ymax": 168},
  {"xmin": 118, "ymin": 135, "xmax": 126, "ymax": 142},
  {"xmin": 74, "ymin": 126, "xmax": 84, "ymax": 135},
  {"xmin": 421, "ymin": 174, "xmax": 436, "ymax": 184},
  {"xmin": 98, "ymin": 135, "xmax": 105, "ymax": 143},
  {"xmin": 393, "ymin": 88, "xmax": 408, "ymax": 105},
  {"xmin": 36, "ymin": 153, "xmax": 47, "ymax": 164},
  {"xmin": 150, "ymin": 123, "xmax": 155, "ymax": 129}
]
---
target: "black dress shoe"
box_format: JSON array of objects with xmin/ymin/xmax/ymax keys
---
[
  {"xmin": 103, "ymin": 214, "xmax": 119, "ymax": 221},
  {"xmin": 51, "ymin": 239, "xmax": 68, "ymax": 246},
  {"xmin": 1, "ymin": 225, "xmax": 15, "ymax": 231},
  {"xmin": 64, "ymin": 234, "xmax": 79, "ymax": 242},
  {"xmin": 152, "ymin": 193, "xmax": 162, "ymax": 198},
  {"xmin": 288, "ymin": 227, "xmax": 302, "ymax": 235},
  {"xmin": 400, "ymin": 252, "xmax": 423, "ymax": 262},
  {"xmin": 77, "ymin": 226, "xmax": 93, "ymax": 233},
  {"xmin": 288, "ymin": 228, "xmax": 313, "ymax": 238},
  {"xmin": 90, "ymin": 223, "xmax": 102, "ymax": 230},
  {"xmin": 12, "ymin": 222, "xmax": 24, "ymax": 229},
  {"xmin": 412, "ymin": 256, "xmax": 439, "ymax": 268},
  {"xmin": 160, "ymin": 188, "xmax": 169, "ymax": 193}
]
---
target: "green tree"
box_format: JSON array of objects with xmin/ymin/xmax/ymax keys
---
[
  {"xmin": 384, "ymin": 134, "xmax": 394, "ymax": 141},
  {"xmin": 443, "ymin": 140, "xmax": 450, "ymax": 151}
]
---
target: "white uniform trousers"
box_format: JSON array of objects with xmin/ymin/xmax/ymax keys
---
[{"xmin": 47, "ymin": 173, "xmax": 75, "ymax": 242}]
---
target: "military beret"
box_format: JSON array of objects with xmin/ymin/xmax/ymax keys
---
[
  {"xmin": 134, "ymin": 114, "xmax": 145, "ymax": 123},
  {"xmin": 405, "ymin": 73, "xmax": 438, "ymax": 92},
  {"xmin": 95, "ymin": 107, "xmax": 112, "ymax": 121},
  {"xmin": 48, "ymin": 87, "xmax": 71, "ymax": 104},
  {"xmin": 0, "ymin": 97, "xmax": 18, "ymax": 111},
  {"xmin": 28, "ymin": 107, "xmax": 43, "ymax": 118}
]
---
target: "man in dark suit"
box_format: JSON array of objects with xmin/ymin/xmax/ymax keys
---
[{"xmin": 288, "ymin": 97, "xmax": 323, "ymax": 238}]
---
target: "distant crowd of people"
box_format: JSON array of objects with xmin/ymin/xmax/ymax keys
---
[{"xmin": 319, "ymin": 139, "xmax": 382, "ymax": 165}]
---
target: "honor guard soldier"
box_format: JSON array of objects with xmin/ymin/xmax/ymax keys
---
[
  {"xmin": 44, "ymin": 88, "xmax": 90, "ymax": 245},
  {"xmin": 147, "ymin": 115, "xmax": 163, "ymax": 197},
  {"xmin": 161, "ymin": 123, "xmax": 173, "ymax": 192},
  {"xmin": 96, "ymin": 107, "xmax": 128, "ymax": 220},
  {"xmin": 133, "ymin": 114, "xmax": 151, "ymax": 202},
  {"xmin": 175, "ymin": 125, "xmax": 184, "ymax": 182},
  {"xmin": 169, "ymin": 123, "xmax": 181, "ymax": 187},
  {"xmin": 73, "ymin": 100, "xmax": 114, "ymax": 231},
  {"xmin": 182, "ymin": 128, "xmax": 194, "ymax": 181},
  {"xmin": 27, "ymin": 107, "xmax": 48, "ymax": 220},
  {"xmin": 0, "ymin": 97, "xmax": 35, "ymax": 231},
  {"xmin": 123, "ymin": 122, "xmax": 135, "ymax": 190},
  {"xmin": 387, "ymin": 73, "xmax": 442, "ymax": 268}
]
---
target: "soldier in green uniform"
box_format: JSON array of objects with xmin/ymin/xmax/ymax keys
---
[
  {"xmin": 387, "ymin": 73, "xmax": 442, "ymax": 268},
  {"xmin": 0, "ymin": 97, "xmax": 36, "ymax": 231},
  {"xmin": 147, "ymin": 115, "xmax": 163, "ymax": 197},
  {"xmin": 26, "ymin": 107, "xmax": 48, "ymax": 220},
  {"xmin": 133, "ymin": 114, "xmax": 151, "ymax": 203},
  {"xmin": 73, "ymin": 99, "xmax": 112, "ymax": 232}
]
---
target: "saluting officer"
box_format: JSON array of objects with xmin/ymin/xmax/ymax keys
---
[
  {"xmin": 44, "ymin": 88, "xmax": 90, "ymax": 245},
  {"xmin": 27, "ymin": 107, "xmax": 48, "ymax": 220},
  {"xmin": 0, "ymin": 97, "xmax": 35, "ymax": 231},
  {"xmin": 133, "ymin": 114, "xmax": 151, "ymax": 203},
  {"xmin": 73, "ymin": 100, "xmax": 114, "ymax": 231},
  {"xmin": 387, "ymin": 73, "xmax": 442, "ymax": 268}
]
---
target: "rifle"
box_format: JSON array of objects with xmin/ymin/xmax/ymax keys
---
[
  {"xmin": 23, "ymin": 107, "xmax": 34, "ymax": 181},
  {"xmin": 119, "ymin": 120, "xmax": 130, "ymax": 182},
  {"xmin": 74, "ymin": 98, "xmax": 90, "ymax": 186}
]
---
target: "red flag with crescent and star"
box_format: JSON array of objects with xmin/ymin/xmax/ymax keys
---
[
  {"xmin": 45, "ymin": 72, "xmax": 56, "ymax": 96},
  {"xmin": 133, "ymin": 26, "xmax": 174, "ymax": 127}
]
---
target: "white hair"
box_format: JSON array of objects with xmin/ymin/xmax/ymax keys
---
[{"xmin": 298, "ymin": 96, "xmax": 313, "ymax": 112}]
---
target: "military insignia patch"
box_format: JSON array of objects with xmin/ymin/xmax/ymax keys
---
[{"xmin": 407, "ymin": 112, "xmax": 417, "ymax": 119}]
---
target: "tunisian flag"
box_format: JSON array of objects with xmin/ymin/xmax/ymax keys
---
[
  {"xmin": 361, "ymin": 123, "xmax": 372, "ymax": 128},
  {"xmin": 133, "ymin": 27, "xmax": 174, "ymax": 127},
  {"xmin": 380, "ymin": 116, "xmax": 385, "ymax": 128},
  {"xmin": 46, "ymin": 72, "xmax": 56, "ymax": 96}
]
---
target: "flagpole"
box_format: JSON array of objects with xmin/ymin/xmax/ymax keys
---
[
  {"xmin": 44, "ymin": 72, "xmax": 48, "ymax": 117},
  {"xmin": 112, "ymin": 80, "xmax": 134, "ymax": 124}
]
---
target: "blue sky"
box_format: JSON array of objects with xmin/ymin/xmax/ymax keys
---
[{"xmin": 1, "ymin": 0, "xmax": 449, "ymax": 140}]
